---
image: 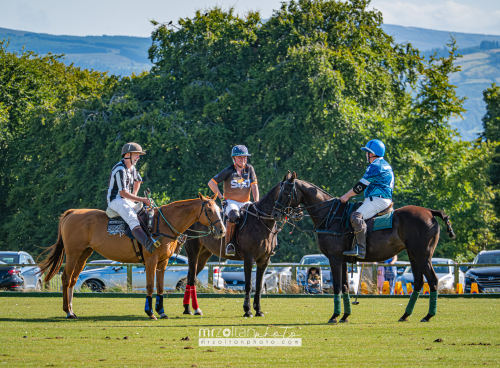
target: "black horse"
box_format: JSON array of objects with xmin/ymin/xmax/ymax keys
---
[
  {"xmin": 272, "ymin": 172, "xmax": 455, "ymax": 323},
  {"xmin": 182, "ymin": 175, "xmax": 286, "ymax": 317}
]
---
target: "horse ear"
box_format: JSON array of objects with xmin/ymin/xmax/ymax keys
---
[
  {"xmin": 210, "ymin": 192, "xmax": 217, "ymax": 200},
  {"xmin": 292, "ymin": 171, "xmax": 298, "ymax": 181},
  {"xmin": 198, "ymin": 193, "xmax": 204, "ymax": 200}
]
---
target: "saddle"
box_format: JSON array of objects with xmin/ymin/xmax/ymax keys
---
[{"xmin": 106, "ymin": 203, "xmax": 155, "ymax": 264}]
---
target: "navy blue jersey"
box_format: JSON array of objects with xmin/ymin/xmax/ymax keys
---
[{"xmin": 360, "ymin": 158, "xmax": 394, "ymax": 199}]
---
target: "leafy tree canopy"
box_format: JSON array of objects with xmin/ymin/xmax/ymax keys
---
[{"xmin": 1, "ymin": 0, "xmax": 496, "ymax": 262}]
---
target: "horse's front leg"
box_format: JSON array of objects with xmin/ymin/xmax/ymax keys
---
[
  {"xmin": 340, "ymin": 262, "xmax": 352, "ymax": 323},
  {"xmin": 327, "ymin": 255, "xmax": 343, "ymax": 324},
  {"xmin": 243, "ymin": 255, "xmax": 255, "ymax": 318},
  {"xmin": 145, "ymin": 258, "xmax": 158, "ymax": 320},
  {"xmin": 155, "ymin": 259, "xmax": 168, "ymax": 319},
  {"xmin": 253, "ymin": 259, "xmax": 270, "ymax": 317}
]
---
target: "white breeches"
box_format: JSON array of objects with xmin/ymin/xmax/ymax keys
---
[
  {"xmin": 225, "ymin": 199, "xmax": 252, "ymax": 217},
  {"xmin": 108, "ymin": 198, "xmax": 141, "ymax": 229},
  {"xmin": 356, "ymin": 197, "xmax": 392, "ymax": 220}
]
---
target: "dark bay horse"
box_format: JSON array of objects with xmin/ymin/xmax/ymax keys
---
[
  {"xmin": 272, "ymin": 173, "xmax": 455, "ymax": 323},
  {"xmin": 182, "ymin": 176, "xmax": 287, "ymax": 317},
  {"xmin": 38, "ymin": 193, "xmax": 225, "ymax": 320}
]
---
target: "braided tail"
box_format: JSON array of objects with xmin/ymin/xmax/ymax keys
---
[{"xmin": 429, "ymin": 209, "xmax": 456, "ymax": 239}]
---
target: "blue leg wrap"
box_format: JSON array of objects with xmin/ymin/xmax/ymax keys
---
[
  {"xmin": 145, "ymin": 296, "xmax": 153, "ymax": 316},
  {"xmin": 155, "ymin": 295, "xmax": 164, "ymax": 314}
]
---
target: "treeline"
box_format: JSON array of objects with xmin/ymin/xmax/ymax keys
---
[
  {"xmin": 1, "ymin": 0, "xmax": 498, "ymax": 262},
  {"xmin": 423, "ymin": 39, "xmax": 500, "ymax": 59}
]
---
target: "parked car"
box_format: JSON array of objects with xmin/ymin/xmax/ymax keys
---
[
  {"xmin": 74, "ymin": 254, "xmax": 225, "ymax": 292},
  {"xmin": 83, "ymin": 259, "xmax": 114, "ymax": 271},
  {"xmin": 0, "ymin": 261, "xmax": 25, "ymax": 291},
  {"xmin": 220, "ymin": 260, "xmax": 278, "ymax": 293},
  {"xmin": 268, "ymin": 263, "xmax": 296, "ymax": 290},
  {"xmin": 465, "ymin": 250, "xmax": 500, "ymax": 293},
  {"xmin": 0, "ymin": 251, "xmax": 42, "ymax": 291},
  {"xmin": 297, "ymin": 254, "xmax": 360, "ymax": 293},
  {"xmin": 396, "ymin": 258, "xmax": 464, "ymax": 293}
]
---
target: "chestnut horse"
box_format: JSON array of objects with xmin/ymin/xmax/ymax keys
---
[
  {"xmin": 38, "ymin": 193, "xmax": 225, "ymax": 320},
  {"xmin": 272, "ymin": 173, "xmax": 455, "ymax": 323}
]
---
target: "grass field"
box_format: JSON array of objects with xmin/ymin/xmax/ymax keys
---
[{"xmin": 0, "ymin": 296, "xmax": 499, "ymax": 367}]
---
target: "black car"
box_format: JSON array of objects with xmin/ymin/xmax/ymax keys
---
[
  {"xmin": 0, "ymin": 251, "xmax": 43, "ymax": 290},
  {"xmin": 465, "ymin": 250, "xmax": 500, "ymax": 293},
  {"xmin": 0, "ymin": 261, "xmax": 24, "ymax": 290}
]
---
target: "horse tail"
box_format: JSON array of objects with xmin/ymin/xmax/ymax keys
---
[
  {"xmin": 38, "ymin": 209, "xmax": 75, "ymax": 282},
  {"xmin": 429, "ymin": 209, "xmax": 456, "ymax": 239}
]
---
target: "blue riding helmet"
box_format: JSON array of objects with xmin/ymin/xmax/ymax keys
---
[
  {"xmin": 361, "ymin": 139, "xmax": 385, "ymax": 157},
  {"xmin": 231, "ymin": 145, "xmax": 252, "ymax": 157}
]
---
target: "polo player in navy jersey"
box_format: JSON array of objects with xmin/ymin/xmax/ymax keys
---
[
  {"xmin": 208, "ymin": 145, "xmax": 259, "ymax": 256},
  {"xmin": 340, "ymin": 139, "xmax": 395, "ymax": 259}
]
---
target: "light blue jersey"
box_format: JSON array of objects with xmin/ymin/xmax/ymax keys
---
[{"xmin": 360, "ymin": 158, "xmax": 394, "ymax": 199}]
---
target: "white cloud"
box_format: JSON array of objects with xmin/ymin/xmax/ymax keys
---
[{"xmin": 370, "ymin": 0, "xmax": 500, "ymax": 35}]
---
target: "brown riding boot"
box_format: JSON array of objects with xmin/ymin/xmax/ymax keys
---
[
  {"xmin": 225, "ymin": 221, "xmax": 236, "ymax": 256},
  {"xmin": 132, "ymin": 226, "xmax": 163, "ymax": 255},
  {"xmin": 343, "ymin": 211, "xmax": 367, "ymax": 259}
]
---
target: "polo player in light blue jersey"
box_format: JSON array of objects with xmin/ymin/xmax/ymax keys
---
[{"xmin": 340, "ymin": 139, "xmax": 394, "ymax": 259}]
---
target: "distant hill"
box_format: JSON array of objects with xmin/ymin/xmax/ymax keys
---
[
  {"xmin": 0, "ymin": 27, "xmax": 152, "ymax": 76},
  {"xmin": 2, "ymin": 25, "xmax": 500, "ymax": 140},
  {"xmin": 383, "ymin": 25, "xmax": 500, "ymax": 140}
]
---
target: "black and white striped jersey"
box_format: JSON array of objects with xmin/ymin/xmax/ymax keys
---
[{"xmin": 107, "ymin": 159, "xmax": 143, "ymax": 204}]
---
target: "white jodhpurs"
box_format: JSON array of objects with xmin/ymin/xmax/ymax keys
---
[
  {"xmin": 108, "ymin": 198, "xmax": 141, "ymax": 229},
  {"xmin": 224, "ymin": 199, "xmax": 252, "ymax": 217},
  {"xmin": 356, "ymin": 197, "xmax": 392, "ymax": 220}
]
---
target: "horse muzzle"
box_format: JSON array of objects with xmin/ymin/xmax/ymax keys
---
[
  {"xmin": 213, "ymin": 225, "xmax": 226, "ymax": 239},
  {"xmin": 272, "ymin": 210, "xmax": 284, "ymax": 222}
]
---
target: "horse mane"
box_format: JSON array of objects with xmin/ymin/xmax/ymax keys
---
[{"xmin": 296, "ymin": 179, "xmax": 336, "ymax": 200}]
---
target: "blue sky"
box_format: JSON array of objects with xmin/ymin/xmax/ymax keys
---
[{"xmin": 1, "ymin": 0, "xmax": 499, "ymax": 37}]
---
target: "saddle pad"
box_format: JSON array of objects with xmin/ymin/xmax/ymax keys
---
[
  {"xmin": 107, "ymin": 217, "xmax": 133, "ymax": 238},
  {"xmin": 372, "ymin": 211, "xmax": 393, "ymax": 232}
]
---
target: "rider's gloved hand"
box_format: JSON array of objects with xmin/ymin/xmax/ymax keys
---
[{"xmin": 221, "ymin": 199, "xmax": 227, "ymax": 208}]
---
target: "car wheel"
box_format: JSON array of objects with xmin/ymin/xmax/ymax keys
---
[
  {"xmin": 84, "ymin": 279, "xmax": 105, "ymax": 292},
  {"xmin": 176, "ymin": 278, "xmax": 187, "ymax": 292},
  {"xmin": 35, "ymin": 280, "xmax": 42, "ymax": 292}
]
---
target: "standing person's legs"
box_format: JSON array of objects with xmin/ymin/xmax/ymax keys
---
[{"xmin": 387, "ymin": 277, "xmax": 396, "ymax": 295}]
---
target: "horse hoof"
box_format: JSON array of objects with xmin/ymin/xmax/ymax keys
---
[
  {"xmin": 420, "ymin": 318, "xmax": 429, "ymax": 322},
  {"xmin": 339, "ymin": 319, "xmax": 348, "ymax": 323},
  {"xmin": 244, "ymin": 312, "xmax": 254, "ymax": 318},
  {"xmin": 149, "ymin": 315, "xmax": 158, "ymax": 320},
  {"xmin": 255, "ymin": 311, "xmax": 265, "ymax": 317},
  {"xmin": 194, "ymin": 308, "xmax": 203, "ymax": 316},
  {"xmin": 183, "ymin": 310, "xmax": 193, "ymax": 315},
  {"xmin": 159, "ymin": 313, "xmax": 169, "ymax": 319},
  {"xmin": 328, "ymin": 319, "xmax": 337, "ymax": 324},
  {"xmin": 398, "ymin": 318, "xmax": 408, "ymax": 322},
  {"xmin": 66, "ymin": 313, "xmax": 77, "ymax": 320}
]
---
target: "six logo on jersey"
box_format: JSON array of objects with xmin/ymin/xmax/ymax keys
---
[{"xmin": 231, "ymin": 178, "xmax": 250, "ymax": 189}]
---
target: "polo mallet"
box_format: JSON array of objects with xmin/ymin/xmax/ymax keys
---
[{"xmin": 352, "ymin": 262, "xmax": 365, "ymax": 305}]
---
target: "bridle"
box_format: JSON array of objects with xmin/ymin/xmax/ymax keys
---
[
  {"xmin": 198, "ymin": 198, "xmax": 222, "ymax": 235},
  {"xmin": 273, "ymin": 180, "xmax": 301, "ymax": 220}
]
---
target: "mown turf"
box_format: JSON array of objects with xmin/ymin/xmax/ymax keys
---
[{"xmin": 0, "ymin": 296, "xmax": 498, "ymax": 367}]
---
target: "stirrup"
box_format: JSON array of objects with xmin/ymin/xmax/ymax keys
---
[
  {"xmin": 343, "ymin": 245, "xmax": 361, "ymax": 257},
  {"xmin": 225, "ymin": 243, "xmax": 236, "ymax": 256}
]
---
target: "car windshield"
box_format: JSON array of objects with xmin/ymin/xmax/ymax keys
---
[
  {"xmin": 222, "ymin": 260, "xmax": 244, "ymax": 272},
  {"xmin": 300, "ymin": 256, "xmax": 328, "ymax": 265},
  {"xmin": 0, "ymin": 255, "xmax": 19, "ymax": 264},
  {"xmin": 476, "ymin": 253, "xmax": 500, "ymax": 265},
  {"xmin": 168, "ymin": 257, "xmax": 187, "ymax": 265},
  {"xmin": 405, "ymin": 262, "xmax": 451, "ymax": 274}
]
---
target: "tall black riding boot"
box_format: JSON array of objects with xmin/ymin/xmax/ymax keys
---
[
  {"xmin": 343, "ymin": 211, "xmax": 367, "ymax": 259},
  {"xmin": 132, "ymin": 226, "xmax": 164, "ymax": 255}
]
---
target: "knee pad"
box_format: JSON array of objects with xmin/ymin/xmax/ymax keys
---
[{"xmin": 228, "ymin": 210, "xmax": 240, "ymax": 223}]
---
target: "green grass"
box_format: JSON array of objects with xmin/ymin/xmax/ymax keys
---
[{"xmin": 0, "ymin": 296, "xmax": 499, "ymax": 367}]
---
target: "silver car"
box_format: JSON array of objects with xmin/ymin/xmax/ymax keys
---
[
  {"xmin": 74, "ymin": 254, "xmax": 225, "ymax": 292},
  {"xmin": 220, "ymin": 260, "xmax": 278, "ymax": 293},
  {"xmin": 396, "ymin": 258, "xmax": 464, "ymax": 293}
]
